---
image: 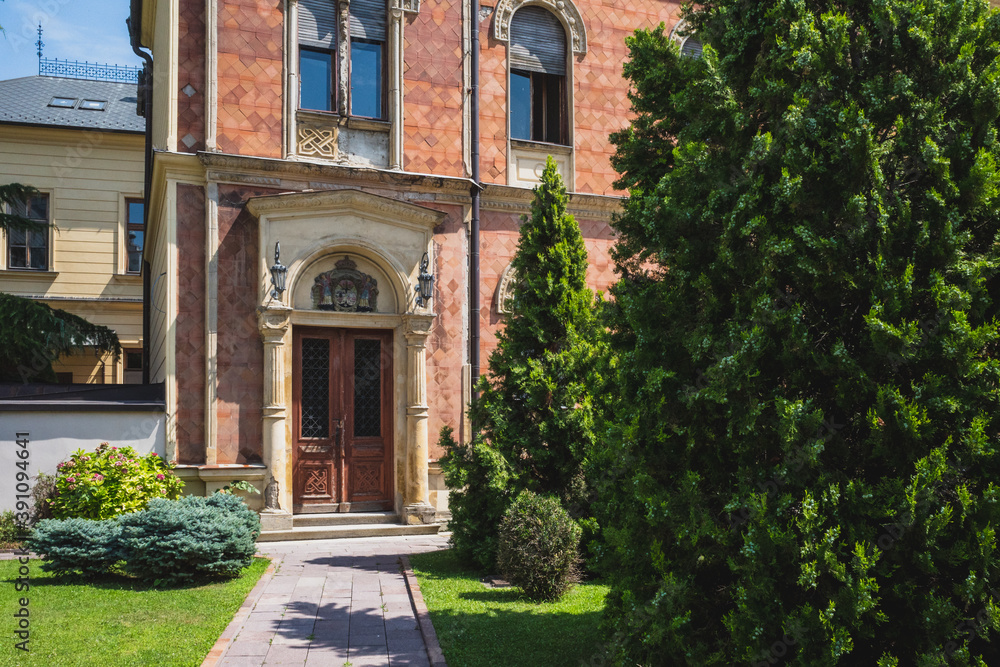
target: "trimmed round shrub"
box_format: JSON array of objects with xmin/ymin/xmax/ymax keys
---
[
  {"xmin": 117, "ymin": 493, "xmax": 261, "ymax": 584},
  {"xmin": 26, "ymin": 518, "xmax": 122, "ymax": 577},
  {"xmin": 50, "ymin": 442, "xmax": 183, "ymax": 520},
  {"xmin": 497, "ymin": 490, "xmax": 581, "ymax": 601}
]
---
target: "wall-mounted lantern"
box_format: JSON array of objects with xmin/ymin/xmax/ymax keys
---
[
  {"xmin": 415, "ymin": 252, "xmax": 434, "ymax": 307},
  {"xmin": 269, "ymin": 242, "xmax": 287, "ymax": 300}
]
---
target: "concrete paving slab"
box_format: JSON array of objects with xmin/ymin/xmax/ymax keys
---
[{"xmin": 208, "ymin": 534, "xmax": 449, "ymax": 667}]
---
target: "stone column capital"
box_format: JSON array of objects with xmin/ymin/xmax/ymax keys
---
[
  {"xmin": 257, "ymin": 304, "xmax": 292, "ymax": 342},
  {"xmin": 403, "ymin": 313, "xmax": 435, "ymax": 341}
]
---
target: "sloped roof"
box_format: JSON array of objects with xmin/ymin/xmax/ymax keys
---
[{"xmin": 0, "ymin": 76, "xmax": 144, "ymax": 133}]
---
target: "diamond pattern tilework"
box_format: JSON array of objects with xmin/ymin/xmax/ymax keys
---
[
  {"xmin": 216, "ymin": 0, "xmax": 284, "ymax": 158},
  {"xmin": 424, "ymin": 202, "xmax": 466, "ymax": 456},
  {"xmin": 571, "ymin": 1, "xmax": 683, "ymax": 194},
  {"xmin": 478, "ymin": 29, "xmax": 508, "ymax": 183},
  {"xmin": 176, "ymin": 184, "xmax": 207, "ymax": 463},
  {"xmin": 402, "ymin": 0, "xmax": 465, "ymax": 177},
  {"xmin": 178, "ymin": 0, "xmax": 206, "ymax": 153},
  {"xmin": 215, "ymin": 184, "xmax": 283, "ymax": 464}
]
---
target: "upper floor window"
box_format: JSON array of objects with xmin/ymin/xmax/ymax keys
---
[
  {"xmin": 126, "ymin": 198, "xmax": 144, "ymax": 274},
  {"xmin": 509, "ymin": 7, "xmax": 567, "ymax": 145},
  {"xmin": 298, "ymin": 0, "xmax": 386, "ymax": 119},
  {"xmin": 7, "ymin": 193, "xmax": 49, "ymax": 271}
]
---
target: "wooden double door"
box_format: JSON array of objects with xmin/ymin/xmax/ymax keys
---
[{"xmin": 292, "ymin": 327, "xmax": 393, "ymax": 513}]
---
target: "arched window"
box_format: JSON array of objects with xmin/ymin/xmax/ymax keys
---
[
  {"xmin": 509, "ymin": 6, "xmax": 567, "ymax": 145},
  {"xmin": 671, "ymin": 20, "xmax": 703, "ymax": 60}
]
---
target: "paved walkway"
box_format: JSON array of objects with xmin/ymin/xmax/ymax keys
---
[{"xmin": 214, "ymin": 534, "xmax": 450, "ymax": 667}]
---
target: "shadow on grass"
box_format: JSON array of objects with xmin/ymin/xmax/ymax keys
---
[
  {"xmin": 1, "ymin": 559, "xmax": 264, "ymax": 591},
  {"xmin": 409, "ymin": 549, "xmax": 609, "ymax": 667}
]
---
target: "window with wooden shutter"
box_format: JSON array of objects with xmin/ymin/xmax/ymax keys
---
[
  {"xmin": 298, "ymin": 0, "xmax": 338, "ymax": 111},
  {"xmin": 509, "ymin": 7, "xmax": 567, "ymax": 144}
]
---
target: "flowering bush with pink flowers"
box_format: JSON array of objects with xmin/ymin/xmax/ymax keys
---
[{"xmin": 49, "ymin": 443, "xmax": 183, "ymax": 520}]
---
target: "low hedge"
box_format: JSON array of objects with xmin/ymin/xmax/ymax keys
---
[{"xmin": 26, "ymin": 493, "xmax": 260, "ymax": 584}]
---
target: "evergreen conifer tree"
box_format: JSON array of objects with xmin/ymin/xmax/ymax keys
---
[
  {"xmin": 442, "ymin": 158, "xmax": 605, "ymax": 570},
  {"xmin": 597, "ymin": 0, "xmax": 1000, "ymax": 663}
]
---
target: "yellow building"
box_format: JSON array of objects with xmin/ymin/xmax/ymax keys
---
[{"xmin": 0, "ymin": 73, "xmax": 146, "ymax": 383}]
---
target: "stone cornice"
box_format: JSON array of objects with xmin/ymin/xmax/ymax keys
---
[
  {"xmin": 481, "ymin": 184, "xmax": 622, "ymax": 221},
  {"xmin": 246, "ymin": 188, "xmax": 448, "ymax": 230},
  {"xmin": 199, "ymin": 151, "xmax": 475, "ymax": 199}
]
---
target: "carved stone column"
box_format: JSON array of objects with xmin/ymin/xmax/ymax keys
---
[
  {"xmin": 257, "ymin": 304, "xmax": 293, "ymax": 531},
  {"xmin": 402, "ymin": 314, "xmax": 437, "ymax": 524}
]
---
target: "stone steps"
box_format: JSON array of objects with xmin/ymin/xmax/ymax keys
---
[{"xmin": 257, "ymin": 512, "xmax": 440, "ymax": 542}]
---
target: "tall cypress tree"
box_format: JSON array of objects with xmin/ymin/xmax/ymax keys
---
[
  {"xmin": 597, "ymin": 0, "xmax": 1000, "ymax": 663},
  {"xmin": 442, "ymin": 157, "xmax": 605, "ymax": 570}
]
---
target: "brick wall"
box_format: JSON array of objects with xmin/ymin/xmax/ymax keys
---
[
  {"xmin": 178, "ymin": 0, "xmax": 206, "ymax": 153},
  {"xmin": 217, "ymin": 0, "xmax": 284, "ymax": 158},
  {"xmin": 176, "ymin": 184, "xmax": 206, "ymax": 464}
]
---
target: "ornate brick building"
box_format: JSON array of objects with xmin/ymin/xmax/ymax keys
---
[{"xmin": 128, "ymin": 0, "xmax": 685, "ymax": 537}]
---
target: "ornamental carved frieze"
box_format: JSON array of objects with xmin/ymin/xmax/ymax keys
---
[
  {"xmin": 311, "ymin": 256, "xmax": 379, "ymax": 312},
  {"xmin": 495, "ymin": 263, "xmax": 519, "ymax": 315},
  {"xmin": 493, "ymin": 0, "xmax": 588, "ymax": 55}
]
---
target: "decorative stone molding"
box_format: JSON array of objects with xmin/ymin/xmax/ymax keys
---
[
  {"xmin": 298, "ymin": 123, "xmax": 339, "ymax": 160},
  {"xmin": 390, "ymin": 0, "xmax": 420, "ymax": 13},
  {"xmin": 495, "ymin": 262, "xmax": 518, "ymax": 315},
  {"xmin": 493, "ymin": 0, "xmax": 588, "ymax": 55},
  {"xmin": 247, "ymin": 188, "xmax": 447, "ymax": 229},
  {"xmin": 199, "ymin": 151, "xmax": 476, "ymax": 198},
  {"xmin": 480, "ymin": 183, "xmax": 623, "ymax": 221}
]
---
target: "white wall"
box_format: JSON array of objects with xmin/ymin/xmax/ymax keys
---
[{"xmin": 0, "ymin": 411, "xmax": 165, "ymax": 513}]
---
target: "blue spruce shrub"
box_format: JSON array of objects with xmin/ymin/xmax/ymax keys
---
[
  {"xmin": 117, "ymin": 493, "xmax": 260, "ymax": 584},
  {"xmin": 27, "ymin": 518, "xmax": 122, "ymax": 577}
]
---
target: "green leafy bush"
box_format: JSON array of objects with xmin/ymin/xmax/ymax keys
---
[
  {"xmin": 497, "ymin": 490, "xmax": 581, "ymax": 602},
  {"xmin": 117, "ymin": 493, "xmax": 260, "ymax": 584},
  {"xmin": 439, "ymin": 426, "xmax": 516, "ymax": 571},
  {"xmin": 50, "ymin": 442, "xmax": 183, "ymax": 519},
  {"xmin": 0, "ymin": 510, "xmax": 28, "ymax": 547},
  {"xmin": 26, "ymin": 518, "xmax": 122, "ymax": 577}
]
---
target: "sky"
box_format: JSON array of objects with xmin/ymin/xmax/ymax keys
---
[{"xmin": 0, "ymin": 0, "xmax": 141, "ymax": 81}]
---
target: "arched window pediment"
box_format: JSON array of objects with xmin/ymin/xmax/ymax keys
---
[{"xmin": 494, "ymin": 0, "xmax": 587, "ymax": 56}]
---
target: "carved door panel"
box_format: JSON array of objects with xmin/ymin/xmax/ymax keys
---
[{"xmin": 293, "ymin": 327, "xmax": 392, "ymax": 513}]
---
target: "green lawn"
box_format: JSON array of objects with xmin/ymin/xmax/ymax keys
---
[
  {"xmin": 0, "ymin": 556, "xmax": 269, "ymax": 666},
  {"xmin": 410, "ymin": 549, "xmax": 609, "ymax": 667}
]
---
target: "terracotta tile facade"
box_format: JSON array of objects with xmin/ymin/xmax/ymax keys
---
[
  {"xmin": 476, "ymin": 1, "xmax": 682, "ymax": 194},
  {"xmin": 572, "ymin": 2, "xmax": 682, "ymax": 194},
  {"xmin": 215, "ymin": 185, "xmax": 276, "ymax": 464},
  {"xmin": 424, "ymin": 202, "xmax": 467, "ymax": 457},
  {"xmin": 402, "ymin": 1, "xmax": 466, "ymax": 178},
  {"xmin": 479, "ymin": 24, "xmax": 509, "ymax": 183},
  {"xmin": 177, "ymin": 0, "xmax": 206, "ymax": 153},
  {"xmin": 176, "ymin": 184, "xmax": 206, "ymax": 464},
  {"xmin": 216, "ymin": 0, "xmax": 284, "ymax": 158}
]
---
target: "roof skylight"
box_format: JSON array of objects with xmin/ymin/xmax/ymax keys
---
[
  {"xmin": 79, "ymin": 99, "xmax": 108, "ymax": 111},
  {"xmin": 48, "ymin": 97, "xmax": 77, "ymax": 108}
]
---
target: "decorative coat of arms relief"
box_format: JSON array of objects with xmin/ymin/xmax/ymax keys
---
[{"xmin": 311, "ymin": 256, "xmax": 379, "ymax": 312}]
